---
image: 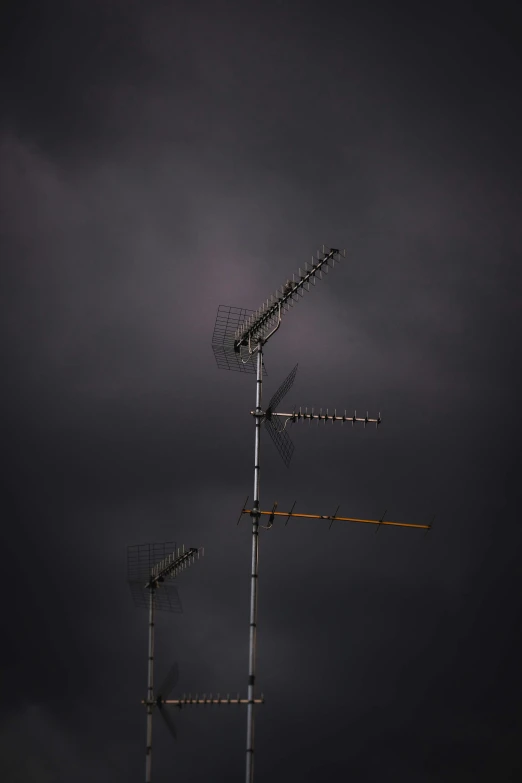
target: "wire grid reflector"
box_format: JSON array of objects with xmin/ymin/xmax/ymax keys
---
[
  {"xmin": 265, "ymin": 417, "xmax": 295, "ymax": 468},
  {"xmin": 212, "ymin": 305, "xmax": 267, "ymax": 374},
  {"xmin": 266, "ymin": 364, "xmax": 298, "ymax": 414},
  {"xmin": 127, "ymin": 542, "xmax": 183, "ymax": 613}
]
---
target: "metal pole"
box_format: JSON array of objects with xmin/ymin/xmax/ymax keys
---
[
  {"xmin": 146, "ymin": 587, "xmax": 156, "ymax": 783},
  {"xmin": 246, "ymin": 341, "xmax": 263, "ymax": 783}
]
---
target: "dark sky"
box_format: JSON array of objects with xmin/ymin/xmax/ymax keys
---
[{"xmin": 1, "ymin": 1, "xmax": 522, "ymax": 781}]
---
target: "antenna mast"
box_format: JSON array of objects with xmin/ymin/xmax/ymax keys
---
[
  {"xmin": 212, "ymin": 245, "xmax": 431, "ymax": 783},
  {"xmin": 213, "ymin": 247, "xmax": 344, "ymax": 783},
  {"xmin": 127, "ymin": 543, "xmax": 203, "ymax": 783},
  {"xmin": 239, "ymin": 248, "xmax": 346, "ymax": 783}
]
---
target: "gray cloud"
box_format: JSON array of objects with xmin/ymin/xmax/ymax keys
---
[{"xmin": 2, "ymin": 2, "xmax": 521, "ymax": 781}]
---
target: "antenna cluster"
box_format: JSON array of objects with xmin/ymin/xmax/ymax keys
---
[
  {"xmin": 210, "ymin": 243, "xmax": 431, "ymax": 783},
  {"xmin": 128, "ymin": 541, "xmax": 264, "ymax": 782},
  {"xmin": 128, "ymin": 242, "xmax": 432, "ymax": 783},
  {"xmin": 128, "ymin": 542, "xmax": 204, "ymax": 783}
]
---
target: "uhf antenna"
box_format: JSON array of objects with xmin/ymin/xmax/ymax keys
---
[
  {"xmin": 140, "ymin": 665, "xmax": 265, "ymax": 748},
  {"xmin": 213, "ymin": 245, "xmax": 431, "ymax": 783},
  {"xmin": 127, "ymin": 542, "xmax": 203, "ymax": 783}
]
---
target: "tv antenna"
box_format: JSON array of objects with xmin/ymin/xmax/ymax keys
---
[
  {"xmin": 128, "ymin": 542, "xmax": 264, "ymax": 782},
  {"xmin": 128, "ymin": 542, "xmax": 203, "ymax": 783},
  {"xmin": 212, "ymin": 246, "xmax": 431, "ymax": 783}
]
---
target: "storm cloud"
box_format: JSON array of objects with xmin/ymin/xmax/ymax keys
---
[{"xmin": 1, "ymin": 1, "xmax": 521, "ymax": 781}]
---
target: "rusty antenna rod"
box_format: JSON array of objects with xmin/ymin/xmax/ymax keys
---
[{"xmin": 240, "ymin": 504, "xmax": 431, "ymax": 531}]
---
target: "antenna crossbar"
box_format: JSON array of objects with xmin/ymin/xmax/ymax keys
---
[
  {"xmin": 261, "ymin": 410, "xmax": 381, "ymax": 427},
  {"xmin": 144, "ymin": 696, "xmax": 265, "ymax": 706},
  {"xmin": 241, "ymin": 507, "xmax": 431, "ymax": 531}
]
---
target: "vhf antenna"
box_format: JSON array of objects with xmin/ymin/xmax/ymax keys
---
[
  {"xmin": 212, "ymin": 246, "xmax": 431, "ymax": 783},
  {"xmin": 127, "ymin": 542, "xmax": 203, "ymax": 783}
]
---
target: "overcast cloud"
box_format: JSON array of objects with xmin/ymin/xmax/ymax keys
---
[{"xmin": 1, "ymin": 2, "xmax": 521, "ymax": 781}]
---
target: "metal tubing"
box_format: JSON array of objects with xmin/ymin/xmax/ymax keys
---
[
  {"xmin": 246, "ymin": 341, "xmax": 263, "ymax": 783},
  {"xmin": 145, "ymin": 588, "xmax": 155, "ymax": 783},
  {"xmin": 158, "ymin": 698, "xmax": 265, "ymax": 706},
  {"xmin": 241, "ymin": 509, "xmax": 430, "ymax": 531}
]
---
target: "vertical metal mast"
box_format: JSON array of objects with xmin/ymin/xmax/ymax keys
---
[
  {"xmin": 246, "ymin": 341, "xmax": 263, "ymax": 783},
  {"xmin": 211, "ymin": 247, "xmax": 345, "ymax": 783},
  {"xmin": 145, "ymin": 586, "xmax": 155, "ymax": 783},
  {"xmin": 127, "ymin": 542, "xmax": 203, "ymax": 782},
  {"xmin": 212, "ymin": 247, "xmax": 433, "ymax": 778}
]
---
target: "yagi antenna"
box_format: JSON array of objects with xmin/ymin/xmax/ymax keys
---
[
  {"xmin": 238, "ymin": 501, "xmax": 432, "ymax": 531},
  {"xmin": 211, "ymin": 244, "xmax": 432, "ymax": 783},
  {"xmin": 233, "ymin": 247, "xmax": 345, "ymax": 356},
  {"xmin": 211, "ymin": 248, "xmax": 345, "ymax": 372},
  {"xmin": 141, "ymin": 663, "xmax": 264, "ymax": 747},
  {"xmin": 260, "ymin": 363, "xmax": 381, "ymax": 467}
]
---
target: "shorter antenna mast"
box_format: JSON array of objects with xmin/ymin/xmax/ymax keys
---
[{"xmin": 127, "ymin": 543, "xmax": 203, "ymax": 783}]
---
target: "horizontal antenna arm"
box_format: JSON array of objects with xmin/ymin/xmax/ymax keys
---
[
  {"xmin": 268, "ymin": 410, "xmax": 381, "ymax": 427},
  {"xmin": 144, "ymin": 696, "xmax": 265, "ymax": 706},
  {"xmin": 241, "ymin": 508, "xmax": 430, "ymax": 531}
]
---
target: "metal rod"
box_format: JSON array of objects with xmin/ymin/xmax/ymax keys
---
[
  {"xmin": 155, "ymin": 698, "xmax": 265, "ymax": 706},
  {"xmin": 145, "ymin": 587, "xmax": 155, "ymax": 783},
  {"xmin": 241, "ymin": 509, "xmax": 431, "ymax": 531},
  {"xmin": 269, "ymin": 411, "xmax": 380, "ymax": 425},
  {"xmin": 246, "ymin": 340, "xmax": 263, "ymax": 783}
]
